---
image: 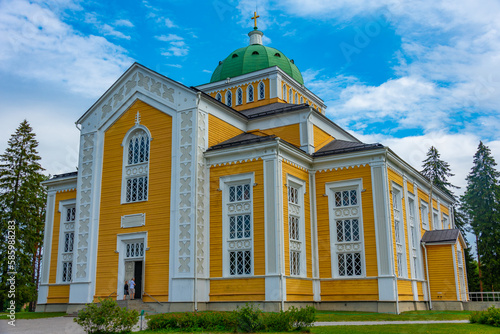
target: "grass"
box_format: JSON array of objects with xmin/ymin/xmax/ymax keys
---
[
  {"xmin": 0, "ymin": 312, "xmax": 66, "ymax": 320},
  {"xmin": 315, "ymin": 310, "xmax": 472, "ymax": 322},
  {"xmin": 313, "ymin": 323, "xmax": 497, "ymax": 333}
]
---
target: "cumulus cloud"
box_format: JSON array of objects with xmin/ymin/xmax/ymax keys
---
[
  {"xmin": 156, "ymin": 34, "xmax": 189, "ymax": 57},
  {"xmin": 0, "ymin": 0, "xmax": 133, "ymax": 97}
]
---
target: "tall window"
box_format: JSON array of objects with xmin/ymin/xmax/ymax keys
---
[
  {"xmin": 330, "ymin": 181, "xmax": 364, "ymax": 278},
  {"xmin": 247, "ymin": 85, "xmax": 254, "ymax": 102},
  {"xmin": 226, "ymin": 90, "xmax": 232, "ymax": 107},
  {"xmin": 432, "ymin": 210, "xmax": 440, "ymax": 230},
  {"xmin": 236, "ymin": 87, "xmax": 243, "ymax": 105},
  {"xmin": 258, "ymin": 82, "xmax": 265, "ymax": 100},
  {"xmin": 393, "ymin": 186, "xmax": 407, "ymax": 278},
  {"xmin": 287, "ymin": 177, "xmax": 305, "ymax": 277},
  {"xmin": 216, "ymin": 93, "xmax": 222, "ymax": 102},
  {"xmin": 282, "ymin": 84, "xmax": 287, "ymax": 102},
  {"xmin": 300, "ymin": 96, "xmax": 304, "ymax": 104},
  {"xmin": 294, "ymin": 93, "xmax": 298, "ymax": 104},
  {"xmin": 457, "ymin": 243, "xmax": 467, "ymax": 300},
  {"xmin": 289, "ymin": 88, "xmax": 293, "ymax": 103},
  {"xmin": 222, "ymin": 174, "xmax": 254, "ymax": 276},
  {"xmin": 123, "ymin": 127, "xmax": 150, "ymax": 203},
  {"xmin": 408, "ymin": 196, "xmax": 420, "ymax": 279},
  {"xmin": 443, "ymin": 214, "xmax": 449, "ymax": 229},
  {"xmin": 60, "ymin": 205, "xmax": 75, "ymax": 283},
  {"xmin": 420, "ymin": 201, "xmax": 429, "ymax": 230}
]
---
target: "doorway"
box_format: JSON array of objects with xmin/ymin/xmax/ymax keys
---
[{"xmin": 125, "ymin": 260, "xmax": 143, "ymax": 299}]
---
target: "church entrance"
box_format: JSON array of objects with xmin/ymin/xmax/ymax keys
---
[{"xmin": 125, "ymin": 260, "xmax": 143, "ymax": 299}]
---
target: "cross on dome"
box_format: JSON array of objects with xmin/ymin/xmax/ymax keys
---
[{"xmin": 251, "ymin": 11, "xmax": 260, "ymax": 30}]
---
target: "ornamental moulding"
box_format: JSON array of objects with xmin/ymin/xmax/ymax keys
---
[
  {"xmin": 316, "ymin": 164, "xmax": 367, "ymax": 173},
  {"xmin": 209, "ymin": 157, "xmax": 262, "ymax": 168}
]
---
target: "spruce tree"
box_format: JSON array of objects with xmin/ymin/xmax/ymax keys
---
[
  {"xmin": 461, "ymin": 141, "xmax": 500, "ymax": 292},
  {"xmin": 421, "ymin": 146, "xmax": 458, "ymax": 195},
  {"xmin": 0, "ymin": 120, "xmax": 47, "ymax": 311}
]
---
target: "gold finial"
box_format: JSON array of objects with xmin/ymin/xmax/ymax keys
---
[{"xmin": 251, "ymin": 11, "xmax": 260, "ymax": 29}]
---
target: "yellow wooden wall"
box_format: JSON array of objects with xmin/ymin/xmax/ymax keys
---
[
  {"xmin": 208, "ymin": 114, "xmax": 244, "ymax": 147},
  {"xmin": 209, "ymin": 159, "xmax": 265, "ymax": 300},
  {"xmin": 261, "ymin": 124, "xmax": 301, "ymax": 148},
  {"xmin": 315, "ymin": 165, "xmax": 378, "ymax": 301},
  {"xmin": 46, "ymin": 189, "xmax": 76, "ymax": 303},
  {"xmin": 417, "ymin": 281, "xmax": 425, "ymax": 300},
  {"xmin": 397, "ymin": 280, "xmax": 413, "ymax": 301},
  {"xmin": 282, "ymin": 162, "xmax": 313, "ymax": 301},
  {"xmin": 95, "ymin": 99, "xmax": 172, "ymax": 302},
  {"xmin": 279, "ymin": 82, "xmax": 320, "ymax": 112},
  {"xmin": 313, "ymin": 125, "xmax": 334, "ymax": 152},
  {"xmin": 427, "ymin": 244, "xmax": 457, "ymax": 300}
]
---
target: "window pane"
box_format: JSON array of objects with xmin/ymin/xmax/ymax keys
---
[
  {"xmin": 338, "ymin": 254, "xmax": 345, "ymax": 276},
  {"xmin": 352, "ymin": 219, "xmax": 359, "ymax": 241},
  {"xmin": 237, "ymin": 215, "xmax": 243, "ymax": 238},
  {"xmin": 346, "ymin": 253, "xmax": 354, "ymax": 276},
  {"xmin": 343, "ymin": 191, "xmax": 349, "ymax": 206},
  {"xmin": 236, "ymin": 185, "xmax": 242, "ymax": 201},
  {"xmin": 335, "ymin": 192, "xmax": 342, "ymax": 207},
  {"xmin": 350, "ymin": 190, "xmax": 357, "ymax": 205},
  {"xmin": 345, "ymin": 220, "xmax": 351, "ymax": 241},
  {"xmin": 229, "ymin": 216, "xmax": 235, "ymax": 239},
  {"xmin": 248, "ymin": 85, "xmax": 254, "ymax": 102},
  {"xmin": 229, "ymin": 186, "xmax": 235, "ymax": 202},
  {"xmin": 244, "ymin": 215, "xmax": 251, "ymax": 238},
  {"xmin": 354, "ymin": 253, "xmax": 362, "ymax": 275},
  {"xmin": 244, "ymin": 184, "xmax": 250, "ymax": 200},
  {"xmin": 336, "ymin": 220, "xmax": 343, "ymax": 242},
  {"xmin": 259, "ymin": 82, "xmax": 265, "ymax": 99}
]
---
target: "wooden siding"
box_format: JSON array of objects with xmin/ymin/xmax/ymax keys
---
[
  {"xmin": 262, "ymin": 124, "xmax": 301, "ymax": 148},
  {"xmin": 313, "ymin": 125, "xmax": 334, "ymax": 152},
  {"xmin": 210, "ymin": 278, "xmax": 265, "ymax": 301},
  {"xmin": 209, "ymin": 159, "xmax": 265, "ymax": 300},
  {"xmin": 286, "ymin": 279, "xmax": 314, "ymax": 301},
  {"xmin": 95, "ymin": 100, "xmax": 172, "ymax": 302},
  {"xmin": 321, "ymin": 279, "xmax": 378, "ymax": 301},
  {"xmin": 427, "ymin": 244, "xmax": 457, "ymax": 301},
  {"xmin": 417, "ymin": 281, "xmax": 425, "ymax": 300},
  {"xmin": 47, "ymin": 285, "xmax": 70, "ymax": 304},
  {"xmin": 315, "ymin": 165, "xmax": 378, "ymax": 300},
  {"xmin": 208, "ymin": 114, "xmax": 244, "ymax": 147},
  {"xmin": 397, "ymin": 280, "xmax": 414, "ymax": 301}
]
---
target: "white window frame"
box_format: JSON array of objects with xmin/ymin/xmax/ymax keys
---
[
  {"xmin": 258, "ymin": 81, "xmax": 265, "ymax": 100},
  {"xmin": 420, "ymin": 200, "xmax": 429, "ymax": 231},
  {"xmin": 289, "ymin": 88, "xmax": 293, "ymax": 103},
  {"xmin": 282, "ymin": 84, "xmax": 287, "ymax": 101},
  {"xmin": 327, "ymin": 179, "xmax": 365, "ymax": 278},
  {"xmin": 215, "ymin": 92, "xmax": 222, "ymax": 102},
  {"xmin": 56, "ymin": 199, "xmax": 76, "ymax": 284},
  {"xmin": 406, "ymin": 194, "xmax": 421, "ymax": 279},
  {"xmin": 392, "ymin": 183, "xmax": 407, "ymax": 278},
  {"xmin": 236, "ymin": 87, "xmax": 243, "ymax": 105},
  {"xmin": 225, "ymin": 90, "xmax": 232, "ymax": 107},
  {"xmin": 221, "ymin": 173, "xmax": 255, "ymax": 277},
  {"xmin": 247, "ymin": 84, "xmax": 254, "ymax": 102},
  {"xmin": 287, "ymin": 174, "xmax": 307, "ymax": 277},
  {"xmin": 457, "ymin": 242, "xmax": 467, "ymax": 300},
  {"xmin": 432, "ymin": 209, "xmax": 440, "ymax": 230},
  {"xmin": 443, "ymin": 213, "xmax": 450, "ymax": 229},
  {"xmin": 300, "ymin": 96, "xmax": 304, "ymax": 104},
  {"xmin": 294, "ymin": 93, "xmax": 298, "ymax": 104},
  {"xmin": 116, "ymin": 232, "xmax": 148, "ymax": 300},
  {"xmin": 121, "ymin": 125, "xmax": 151, "ymax": 204}
]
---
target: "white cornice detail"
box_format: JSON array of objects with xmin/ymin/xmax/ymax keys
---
[{"xmin": 316, "ymin": 163, "xmax": 368, "ymax": 173}]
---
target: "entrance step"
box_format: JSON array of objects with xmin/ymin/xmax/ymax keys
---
[{"xmin": 122, "ymin": 299, "xmax": 158, "ymax": 314}]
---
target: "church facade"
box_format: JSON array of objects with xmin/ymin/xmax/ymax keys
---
[{"xmin": 36, "ymin": 24, "xmax": 468, "ymax": 314}]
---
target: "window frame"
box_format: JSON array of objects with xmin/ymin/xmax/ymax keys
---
[
  {"xmin": 286, "ymin": 174, "xmax": 307, "ymax": 277},
  {"xmin": 406, "ymin": 193, "xmax": 422, "ymax": 279},
  {"xmin": 443, "ymin": 213, "xmax": 449, "ymax": 229},
  {"xmin": 327, "ymin": 179, "xmax": 366, "ymax": 279},
  {"xmin": 220, "ymin": 172, "xmax": 255, "ymax": 278},
  {"xmin": 282, "ymin": 84, "xmax": 287, "ymax": 102},
  {"xmin": 121, "ymin": 125, "xmax": 152, "ymax": 204},
  {"xmin": 258, "ymin": 81, "xmax": 265, "ymax": 100},
  {"xmin": 247, "ymin": 84, "xmax": 254, "ymax": 102},
  {"xmin": 236, "ymin": 87, "xmax": 243, "ymax": 105},
  {"xmin": 215, "ymin": 92, "xmax": 222, "ymax": 102},
  {"xmin": 420, "ymin": 200, "xmax": 429, "ymax": 231},
  {"xmin": 56, "ymin": 200, "xmax": 76, "ymax": 284},
  {"xmin": 392, "ymin": 183, "xmax": 407, "ymax": 278},
  {"xmin": 225, "ymin": 90, "xmax": 232, "ymax": 107}
]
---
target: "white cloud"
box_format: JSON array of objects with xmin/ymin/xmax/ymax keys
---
[
  {"xmin": 101, "ymin": 24, "xmax": 131, "ymax": 40},
  {"xmin": 164, "ymin": 18, "xmax": 177, "ymax": 28},
  {"xmin": 166, "ymin": 64, "xmax": 182, "ymax": 68},
  {"xmin": 156, "ymin": 34, "xmax": 189, "ymax": 57},
  {"xmin": 202, "ymin": 69, "xmax": 211, "ymax": 73},
  {"xmin": 114, "ymin": 19, "xmax": 134, "ymax": 27},
  {"xmin": 0, "ymin": 0, "xmax": 133, "ymax": 97},
  {"xmin": 155, "ymin": 34, "xmax": 183, "ymax": 42}
]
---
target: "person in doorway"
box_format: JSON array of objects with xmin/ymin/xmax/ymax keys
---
[
  {"xmin": 123, "ymin": 280, "xmax": 129, "ymax": 300},
  {"xmin": 129, "ymin": 278, "xmax": 136, "ymax": 300}
]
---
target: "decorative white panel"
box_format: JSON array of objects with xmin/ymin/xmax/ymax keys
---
[{"xmin": 121, "ymin": 213, "xmax": 146, "ymax": 228}]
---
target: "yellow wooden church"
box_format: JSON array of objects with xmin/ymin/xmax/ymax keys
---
[{"xmin": 36, "ymin": 20, "xmax": 468, "ymax": 314}]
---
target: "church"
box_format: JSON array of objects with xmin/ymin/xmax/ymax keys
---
[{"xmin": 36, "ymin": 16, "xmax": 468, "ymax": 314}]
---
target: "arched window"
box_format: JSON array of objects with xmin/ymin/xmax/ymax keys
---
[
  {"xmin": 295, "ymin": 93, "xmax": 298, "ymax": 104},
  {"xmin": 226, "ymin": 90, "xmax": 232, "ymax": 107},
  {"xmin": 283, "ymin": 84, "xmax": 287, "ymax": 101},
  {"xmin": 247, "ymin": 85, "xmax": 254, "ymax": 102},
  {"xmin": 216, "ymin": 93, "xmax": 222, "ymax": 102},
  {"xmin": 289, "ymin": 89, "xmax": 293, "ymax": 103},
  {"xmin": 258, "ymin": 82, "xmax": 265, "ymax": 100},
  {"xmin": 300, "ymin": 96, "xmax": 304, "ymax": 104},
  {"xmin": 123, "ymin": 127, "xmax": 150, "ymax": 203},
  {"xmin": 236, "ymin": 87, "xmax": 243, "ymax": 105}
]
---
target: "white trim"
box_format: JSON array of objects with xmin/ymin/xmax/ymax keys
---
[
  {"xmin": 391, "ymin": 182, "xmax": 407, "ymax": 279},
  {"xmin": 420, "ymin": 200, "xmax": 430, "ymax": 231},
  {"xmin": 286, "ymin": 174, "xmax": 307, "ymax": 277},
  {"xmin": 236, "ymin": 87, "xmax": 243, "ymax": 106},
  {"xmin": 225, "ymin": 90, "xmax": 232, "ymax": 107},
  {"xmin": 258, "ymin": 81, "xmax": 265, "ymax": 100},
  {"xmin": 56, "ymin": 199, "xmax": 76, "ymax": 284},
  {"xmin": 220, "ymin": 172, "xmax": 255, "ymax": 278},
  {"xmin": 326, "ymin": 179, "xmax": 366, "ymax": 279},
  {"xmin": 116, "ymin": 231, "xmax": 148, "ymax": 301},
  {"xmin": 246, "ymin": 84, "xmax": 254, "ymax": 103}
]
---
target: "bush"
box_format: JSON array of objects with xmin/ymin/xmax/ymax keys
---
[
  {"xmin": 146, "ymin": 304, "xmax": 316, "ymax": 332},
  {"xmin": 74, "ymin": 298, "xmax": 139, "ymax": 334},
  {"xmin": 470, "ymin": 306, "xmax": 500, "ymax": 327}
]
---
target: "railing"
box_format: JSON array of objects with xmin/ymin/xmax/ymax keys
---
[
  {"xmin": 469, "ymin": 292, "xmax": 500, "ymax": 302},
  {"xmin": 144, "ymin": 292, "xmax": 163, "ymax": 305}
]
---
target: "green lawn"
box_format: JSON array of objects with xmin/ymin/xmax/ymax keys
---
[
  {"xmin": 313, "ymin": 323, "xmax": 497, "ymax": 334},
  {"xmin": 315, "ymin": 310, "xmax": 472, "ymax": 322},
  {"xmin": 0, "ymin": 312, "xmax": 66, "ymax": 320}
]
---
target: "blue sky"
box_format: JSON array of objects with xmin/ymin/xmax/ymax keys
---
[{"xmin": 1, "ymin": 0, "xmax": 500, "ymax": 198}]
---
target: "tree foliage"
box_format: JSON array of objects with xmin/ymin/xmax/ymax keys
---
[
  {"xmin": 421, "ymin": 146, "xmax": 458, "ymax": 195},
  {"xmin": 461, "ymin": 141, "xmax": 500, "ymax": 291},
  {"xmin": 0, "ymin": 120, "xmax": 47, "ymax": 311}
]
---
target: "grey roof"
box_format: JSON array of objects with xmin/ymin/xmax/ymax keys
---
[
  {"xmin": 239, "ymin": 102, "xmax": 309, "ymax": 119},
  {"xmin": 52, "ymin": 171, "xmax": 78, "ymax": 179},
  {"xmin": 207, "ymin": 132, "xmax": 276, "ymax": 151},
  {"xmin": 421, "ymin": 229, "xmax": 460, "ymax": 244},
  {"xmin": 313, "ymin": 139, "xmax": 383, "ymax": 157}
]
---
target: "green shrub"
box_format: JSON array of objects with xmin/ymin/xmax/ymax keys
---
[
  {"xmin": 470, "ymin": 306, "xmax": 500, "ymax": 327},
  {"xmin": 73, "ymin": 298, "xmax": 139, "ymax": 334},
  {"xmin": 146, "ymin": 305, "xmax": 316, "ymax": 332}
]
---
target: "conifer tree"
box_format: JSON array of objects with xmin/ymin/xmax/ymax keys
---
[
  {"xmin": 421, "ymin": 146, "xmax": 458, "ymax": 194},
  {"xmin": 0, "ymin": 120, "xmax": 47, "ymax": 311},
  {"xmin": 461, "ymin": 141, "xmax": 500, "ymax": 291}
]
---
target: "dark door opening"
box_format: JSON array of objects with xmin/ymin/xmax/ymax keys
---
[{"xmin": 134, "ymin": 260, "xmax": 143, "ymax": 299}]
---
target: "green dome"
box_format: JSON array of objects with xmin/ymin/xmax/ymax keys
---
[{"xmin": 210, "ymin": 44, "xmax": 304, "ymax": 85}]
